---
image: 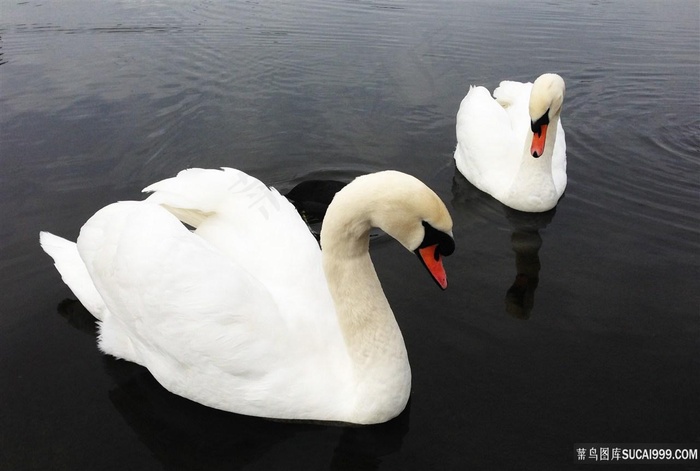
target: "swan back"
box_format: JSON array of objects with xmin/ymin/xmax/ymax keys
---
[{"xmin": 145, "ymin": 168, "xmax": 327, "ymax": 305}]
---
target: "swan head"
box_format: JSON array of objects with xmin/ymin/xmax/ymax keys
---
[
  {"xmin": 321, "ymin": 171, "xmax": 455, "ymax": 289},
  {"xmin": 528, "ymin": 73, "xmax": 565, "ymax": 158}
]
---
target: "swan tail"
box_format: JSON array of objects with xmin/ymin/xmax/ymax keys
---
[
  {"xmin": 39, "ymin": 231, "xmax": 108, "ymax": 321},
  {"xmin": 96, "ymin": 317, "xmax": 141, "ymax": 364},
  {"xmin": 40, "ymin": 231, "xmax": 138, "ymax": 361}
]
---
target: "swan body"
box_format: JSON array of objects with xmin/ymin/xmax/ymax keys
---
[
  {"xmin": 40, "ymin": 168, "xmax": 454, "ymax": 425},
  {"xmin": 454, "ymin": 73, "xmax": 567, "ymax": 212}
]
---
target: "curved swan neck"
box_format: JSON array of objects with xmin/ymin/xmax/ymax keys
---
[
  {"xmin": 322, "ymin": 250, "xmax": 395, "ymax": 340},
  {"xmin": 320, "ymin": 193, "xmax": 400, "ymax": 349},
  {"xmin": 319, "ymin": 174, "xmax": 412, "ymax": 408},
  {"xmin": 318, "ymin": 171, "xmax": 450, "ymax": 376}
]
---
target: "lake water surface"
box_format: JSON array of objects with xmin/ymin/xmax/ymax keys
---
[{"xmin": 1, "ymin": 1, "xmax": 698, "ymax": 469}]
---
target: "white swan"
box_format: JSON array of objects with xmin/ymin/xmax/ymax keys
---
[
  {"xmin": 40, "ymin": 168, "xmax": 455, "ymax": 425},
  {"xmin": 454, "ymin": 73, "xmax": 567, "ymax": 212}
]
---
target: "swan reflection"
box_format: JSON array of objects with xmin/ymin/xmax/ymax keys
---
[
  {"xmin": 284, "ymin": 179, "xmax": 346, "ymax": 240},
  {"xmin": 502, "ymin": 206, "xmax": 555, "ymax": 319},
  {"xmin": 451, "ymin": 171, "xmax": 557, "ymax": 319}
]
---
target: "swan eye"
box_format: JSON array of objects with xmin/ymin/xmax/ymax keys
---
[
  {"xmin": 530, "ymin": 108, "xmax": 550, "ymax": 136},
  {"xmin": 419, "ymin": 221, "xmax": 455, "ymax": 257}
]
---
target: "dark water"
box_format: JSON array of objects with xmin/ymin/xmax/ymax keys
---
[{"xmin": 1, "ymin": 0, "xmax": 698, "ymax": 469}]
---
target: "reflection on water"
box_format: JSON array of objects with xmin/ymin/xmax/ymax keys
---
[
  {"xmin": 284, "ymin": 178, "xmax": 386, "ymax": 242},
  {"xmin": 284, "ymin": 179, "xmax": 347, "ymax": 240},
  {"xmin": 57, "ymin": 300, "xmax": 410, "ymax": 471},
  {"xmin": 502, "ymin": 206, "xmax": 555, "ymax": 319},
  {"xmin": 285, "ymin": 179, "xmax": 347, "ymax": 224},
  {"xmin": 451, "ymin": 171, "xmax": 556, "ymax": 319}
]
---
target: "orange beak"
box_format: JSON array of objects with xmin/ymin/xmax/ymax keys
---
[
  {"xmin": 530, "ymin": 124, "xmax": 548, "ymax": 158},
  {"xmin": 416, "ymin": 244, "xmax": 448, "ymax": 290}
]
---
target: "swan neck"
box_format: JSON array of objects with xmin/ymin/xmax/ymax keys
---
[
  {"xmin": 319, "ymin": 190, "xmax": 397, "ymax": 344},
  {"xmin": 320, "ymin": 196, "xmax": 411, "ymax": 421},
  {"xmin": 321, "ymin": 241, "xmax": 403, "ymax": 362}
]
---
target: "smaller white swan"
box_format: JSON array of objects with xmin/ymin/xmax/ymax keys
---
[
  {"xmin": 454, "ymin": 73, "xmax": 567, "ymax": 212},
  {"xmin": 40, "ymin": 168, "xmax": 454, "ymax": 425}
]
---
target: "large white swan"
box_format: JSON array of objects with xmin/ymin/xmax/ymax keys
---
[
  {"xmin": 454, "ymin": 73, "xmax": 567, "ymax": 212},
  {"xmin": 40, "ymin": 168, "xmax": 455, "ymax": 425}
]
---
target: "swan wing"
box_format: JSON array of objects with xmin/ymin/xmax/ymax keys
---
[
  {"xmin": 492, "ymin": 80, "xmax": 531, "ymax": 109},
  {"xmin": 493, "ymin": 80, "xmax": 534, "ymax": 144},
  {"xmin": 44, "ymin": 169, "xmax": 354, "ymax": 419},
  {"xmin": 454, "ymin": 86, "xmax": 516, "ymax": 196},
  {"xmin": 144, "ymin": 168, "xmax": 335, "ymax": 322},
  {"xmin": 552, "ymin": 120, "xmax": 567, "ymax": 195},
  {"xmin": 77, "ymin": 200, "xmax": 333, "ymax": 412},
  {"xmin": 91, "ymin": 169, "xmax": 351, "ymax": 418}
]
